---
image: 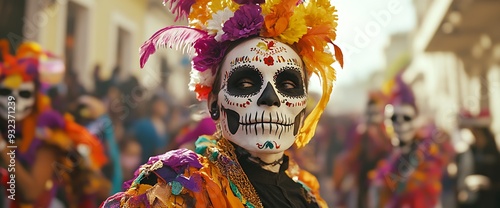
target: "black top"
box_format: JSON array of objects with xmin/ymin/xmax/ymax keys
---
[{"xmin": 238, "ymin": 154, "xmax": 320, "ymax": 208}]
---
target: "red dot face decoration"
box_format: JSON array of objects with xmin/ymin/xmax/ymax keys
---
[{"xmin": 217, "ymin": 37, "xmax": 307, "ymax": 153}]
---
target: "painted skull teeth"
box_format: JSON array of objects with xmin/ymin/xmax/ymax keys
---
[
  {"xmin": 240, "ymin": 111, "xmax": 293, "ymax": 126},
  {"xmin": 0, "ymin": 104, "xmax": 33, "ymax": 113},
  {"xmin": 222, "ymin": 106, "xmax": 305, "ymax": 139}
]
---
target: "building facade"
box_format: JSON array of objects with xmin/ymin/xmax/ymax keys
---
[
  {"xmin": 402, "ymin": 0, "xmax": 500, "ymax": 146},
  {"xmin": 3, "ymin": 0, "xmax": 191, "ymax": 103}
]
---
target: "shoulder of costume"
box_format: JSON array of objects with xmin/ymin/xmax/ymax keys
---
[
  {"xmin": 286, "ymin": 156, "xmax": 328, "ymax": 207},
  {"xmin": 31, "ymin": 109, "xmax": 108, "ymax": 169},
  {"xmin": 103, "ymin": 148, "xmax": 204, "ymax": 207},
  {"xmin": 104, "ymin": 135, "xmax": 241, "ymax": 207}
]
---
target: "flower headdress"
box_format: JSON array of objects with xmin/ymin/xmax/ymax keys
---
[
  {"xmin": 0, "ymin": 40, "xmax": 41, "ymax": 82},
  {"xmin": 140, "ymin": 0, "xmax": 343, "ymax": 147},
  {"xmin": 0, "ymin": 40, "xmax": 65, "ymax": 87},
  {"xmin": 388, "ymin": 73, "xmax": 417, "ymax": 112}
]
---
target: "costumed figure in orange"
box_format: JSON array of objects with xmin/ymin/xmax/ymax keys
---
[
  {"xmin": 101, "ymin": 0, "xmax": 343, "ymax": 207},
  {"xmin": 0, "ymin": 40, "xmax": 108, "ymax": 208},
  {"xmin": 333, "ymin": 90, "xmax": 392, "ymax": 208}
]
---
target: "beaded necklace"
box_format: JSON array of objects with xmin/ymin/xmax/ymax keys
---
[{"xmin": 203, "ymin": 136, "xmax": 264, "ymax": 208}]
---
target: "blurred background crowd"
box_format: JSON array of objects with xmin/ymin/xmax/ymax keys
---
[{"xmin": 1, "ymin": 0, "xmax": 500, "ymax": 207}]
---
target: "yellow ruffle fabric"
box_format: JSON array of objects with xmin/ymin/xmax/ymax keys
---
[{"xmin": 115, "ymin": 136, "xmax": 327, "ymax": 207}]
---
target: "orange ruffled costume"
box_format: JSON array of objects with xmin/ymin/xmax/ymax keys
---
[
  {"xmin": 0, "ymin": 40, "xmax": 108, "ymax": 208},
  {"xmin": 102, "ymin": 135, "xmax": 327, "ymax": 208},
  {"xmin": 9, "ymin": 96, "xmax": 108, "ymax": 208}
]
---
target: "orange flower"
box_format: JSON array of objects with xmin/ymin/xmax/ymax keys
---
[
  {"xmin": 194, "ymin": 84, "xmax": 212, "ymax": 101},
  {"xmin": 261, "ymin": 0, "xmax": 295, "ymax": 37}
]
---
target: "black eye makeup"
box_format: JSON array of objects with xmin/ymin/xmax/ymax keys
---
[
  {"xmin": 226, "ymin": 65, "xmax": 263, "ymax": 97},
  {"xmin": 274, "ymin": 66, "xmax": 305, "ymax": 98},
  {"xmin": 390, "ymin": 114, "xmax": 413, "ymax": 123},
  {"xmin": 0, "ymin": 88, "xmax": 12, "ymax": 96},
  {"xmin": 19, "ymin": 90, "xmax": 33, "ymax": 98}
]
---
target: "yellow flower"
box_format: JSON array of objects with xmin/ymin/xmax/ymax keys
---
[
  {"xmin": 209, "ymin": 0, "xmax": 239, "ymax": 14},
  {"xmin": 261, "ymin": 0, "xmax": 279, "ymax": 15},
  {"xmin": 188, "ymin": 0, "xmax": 239, "ymax": 28},
  {"xmin": 278, "ymin": 4, "xmax": 307, "ymax": 44},
  {"xmin": 189, "ymin": 0, "xmax": 212, "ymax": 27},
  {"xmin": 2, "ymin": 74, "xmax": 23, "ymax": 89},
  {"xmin": 303, "ymin": 0, "xmax": 338, "ymax": 39}
]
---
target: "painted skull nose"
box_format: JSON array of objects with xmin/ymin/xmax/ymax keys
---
[{"xmin": 257, "ymin": 82, "xmax": 281, "ymax": 107}]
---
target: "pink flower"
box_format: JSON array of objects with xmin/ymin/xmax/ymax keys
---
[{"xmin": 221, "ymin": 4, "xmax": 263, "ymax": 42}]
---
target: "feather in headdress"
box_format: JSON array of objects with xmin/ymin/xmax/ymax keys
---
[
  {"xmin": 163, "ymin": 0, "xmax": 197, "ymax": 21},
  {"xmin": 139, "ymin": 26, "xmax": 209, "ymax": 68}
]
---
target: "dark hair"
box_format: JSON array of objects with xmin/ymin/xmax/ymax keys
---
[
  {"xmin": 367, "ymin": 99, "xmax": 377, "ymax": 106},
  {"xmin": 147, "ymin": 93, "xmax": 172, "ymax": 118},
  {"xmin": 119, "ymin": 137, "xmax": 140, "ymax": 151},
  {"xmin": 471, "ymin": 127, "xmax": 497, "ymax": 146}
]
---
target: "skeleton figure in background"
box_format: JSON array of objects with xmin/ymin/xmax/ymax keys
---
[
  {"xmin": 0, "ymin": 80, "xmax": 36, "ymax": 121},
  {"xmin": 369, "ymin": 74, "xmax": 447, "ymax": 208},
  {"xmin": 0, "ymin": 40, "xmax": 108, "ymax": 208},
  {"xmin": 389, "ymin": 102, "xmax": 418, "ymax": 154}
]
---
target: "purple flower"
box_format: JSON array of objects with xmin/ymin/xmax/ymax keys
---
[
  {"xmin": 176, "ymin": 173, "xmax": 203, "ymax": 192},
  {"xmin": 101, "ymin": 192, "xmax": 126, "ymax": 208},
  {"xmin": 233, "ymin": 0, "xmax": 265, "ymax": 4},
  {"xmin": 122, "ymin": 179, "xmax": 134, "ymax": 190},
  {"xmin": 221, "ymin": 4, "xmax": 264, "ymax": 42},
  {"xmin": 37, "ymin": 110, "xmax": 65, "ymax": 128},
  {"xmin": 128, "ymin": 194, "xmax": 150, "ymax": 208},
  {"xmin": 193, "ymin": 37, "xmax": 230, "ymax": 73},
  {"xmin": 147, "ymin": 148, "xmax": 203, "ymax": 173}
]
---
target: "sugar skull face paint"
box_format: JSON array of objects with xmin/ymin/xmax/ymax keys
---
[
  {"xmin": 216, "ymin": 37, "xmax": 307, "ymax": 153},
  {"xmin": 390, "ymin": 104, "xmax": 417, "ymax": 145},
  {"xmin": 0, "ymin": 76, "xmax": 36, "ymax": 121}
]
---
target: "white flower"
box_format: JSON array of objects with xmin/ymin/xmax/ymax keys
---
[
  {"xmin": 189, "ymin": 69, "xmax": 215, "ymax": 92},
  {"xmin": 206, "ymin": 8, "xmax": 234, "ymax": 42}
]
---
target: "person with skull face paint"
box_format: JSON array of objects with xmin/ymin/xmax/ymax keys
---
[
  {"xmin": 101, "ymin": 0, "xmax": 342, "ymax": 207},
  {"xmin": 368, "ymin": 75, "xmax": 446, "ymax": 208},
  {"xmin": 0, "ymin": 40, "xmax": 108, "ymax": 208}
]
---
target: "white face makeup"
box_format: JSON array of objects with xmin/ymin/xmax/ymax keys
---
[
  {"xmin": 0, "ymin": 80, "xmax": 36, "ymax": 121},
  {"xmin": 217, "ymin": 37, "xmax": 307, "ymax": 153},
  {"xmin": 390, "ymin": 104, "xmax": 417, "ymax": 145}
]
